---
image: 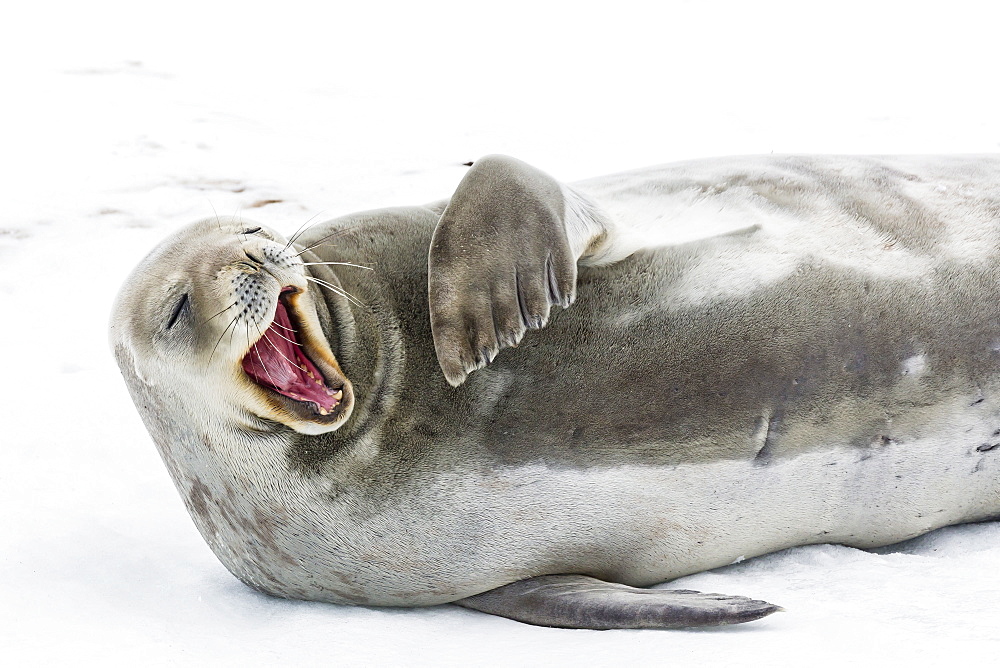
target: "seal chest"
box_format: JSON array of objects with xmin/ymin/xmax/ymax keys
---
[{"xmin": 111, "ymin": 154, "xmax": 1000, "ymax": 629}]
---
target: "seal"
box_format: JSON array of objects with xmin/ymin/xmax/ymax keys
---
[{"xmin": 110, "ymin": 154, "xmax": 1000, "ymax": 629}]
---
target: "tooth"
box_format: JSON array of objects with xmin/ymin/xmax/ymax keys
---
[
  {"xmin": 333, "ymin": 389, "xmax": 343, "ymax": 400},
  {"xmin": 318, "ymin": 407, "xmax": 328, "ymax": 415}
]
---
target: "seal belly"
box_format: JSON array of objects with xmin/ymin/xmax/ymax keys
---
[
  {"xmin": 471, "ymin": 250, "xmax": 1000, "ymax": 469},
  {"xmin": 363, "ymin": 404, "xmax": 1000, "ymax": 594}
]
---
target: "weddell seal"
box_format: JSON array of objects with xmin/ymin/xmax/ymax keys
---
[{"xmin": 110, "ymin": 154, "xmax": 1000, "ymax": 629}]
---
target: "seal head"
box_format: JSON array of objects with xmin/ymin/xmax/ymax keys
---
[{"xmin": 110, "ymin": 217, "xmax": 354, "ymax": 436}]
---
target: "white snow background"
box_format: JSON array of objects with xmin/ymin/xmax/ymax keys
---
[{"xmin": 4, "ymin": 1, "xmax": 1000, "ymax": 665}]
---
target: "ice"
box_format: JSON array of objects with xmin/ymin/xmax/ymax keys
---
[{"xmin": 4, "ymin": 1, "xmax": 1000, "ymax": 664}]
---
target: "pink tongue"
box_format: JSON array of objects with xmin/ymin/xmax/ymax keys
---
[{"xmin": 241, "ymin": 300, "xmax": 339, "ymax": 411}]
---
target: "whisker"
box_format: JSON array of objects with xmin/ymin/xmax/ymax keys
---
[
  {"xmin": 208, "ymin": 313, "xmax": 240, "ymax": 366},
  {"xmin": 234, "ymin": 206, "xmax": 247, "ymax": 240},
  {"xmin": 268, "ymin": 326, "xmax": 302, "ymax": 347},
  {"xmin": 302, "ymin": 261, "xmax": 374, "ymax": 271},
  {"xmin": 306, "ymin": 275, "xmax": 367, "ymax": 309},
  {"xmin": 250, "ymin": 320, "xmax": 279, "ymax": 388},
  {"xmin": 202, "ymin": 301, "xmax": 238, "ymax": 325},
  {"xmin": 209, "ymin": 200, "xmax": 222, "ymax": 231},
  {"xmin": 305, "ymin": 276, "xmax": 367, "ymax": 308},
  {"xmin": 255, "ymin": 320, "xmax": 302, "ymax": 372},
  {"xmin": 283, "ymin": 211, "xmax": 328, "ymax": 251},
  {"xmin": 292, "ymin": 227, "xmax": 358, "ymax": 257}
]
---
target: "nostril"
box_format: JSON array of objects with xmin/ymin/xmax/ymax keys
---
[{"xmin": 245, "ymin": 250, "xmax": 264, "ymax": 265}]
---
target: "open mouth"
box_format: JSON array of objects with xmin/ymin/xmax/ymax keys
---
[{"xmin": 241, "ymin": 288, "xmax": 343, "ymax": 415}]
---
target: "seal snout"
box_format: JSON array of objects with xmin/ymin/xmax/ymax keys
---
[{"xmin": 241, "ymin": 288, "xmax": 347, "ymax": 419}]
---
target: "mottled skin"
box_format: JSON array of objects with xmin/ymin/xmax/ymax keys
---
[{"xmin": 111, "ymin": 155, "xmax": 1000, "ymax": 629}]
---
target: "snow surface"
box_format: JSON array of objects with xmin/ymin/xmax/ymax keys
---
[{"xmin": 4, "ymin": 1, "xmax": 1000, "ymax": 664}]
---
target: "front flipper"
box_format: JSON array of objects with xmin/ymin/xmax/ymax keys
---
[
  {"xmin": 428, "ymin": 155, "xmax": 611, "ymax": 387},
  {"xmin": 453, "ymin": 575, "xmax": 781, "ymax": 630}
]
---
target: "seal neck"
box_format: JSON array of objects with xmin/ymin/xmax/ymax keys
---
[{"xmin": 299, "ymin": 248, "xmax": 403, "ymax": 449}]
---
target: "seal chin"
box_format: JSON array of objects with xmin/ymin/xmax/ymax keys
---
[{"xmin": 242, "ymin": 287, "xmax": 354, "ymax": 434}]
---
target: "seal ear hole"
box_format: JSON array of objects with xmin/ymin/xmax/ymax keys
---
[{"xmin": 166, "ymin": 293, "xmax": 190, "ymax": 330}]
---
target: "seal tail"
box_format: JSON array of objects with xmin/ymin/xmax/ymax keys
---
[{"xmin": 453, "ymin": 574, "xmax": 781, "ymax": 630}]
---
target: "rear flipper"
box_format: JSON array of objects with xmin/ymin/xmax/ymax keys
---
[{"xmin": 454, "ymin": 575, "xmax": 782, "ymax": 630}]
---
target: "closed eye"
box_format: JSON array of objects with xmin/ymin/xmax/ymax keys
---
[
  {"xmin": 166, "ymin": 293, "xmax": 189, "ymax": 329},
  {"xmin": 242, "ymin": 227, "xmax": 262, "ymax": 235}
]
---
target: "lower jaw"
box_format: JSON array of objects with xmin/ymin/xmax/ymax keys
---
[{"xmin": 270, "ymin": 386, "xmax": 352, "ymax": 428}]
